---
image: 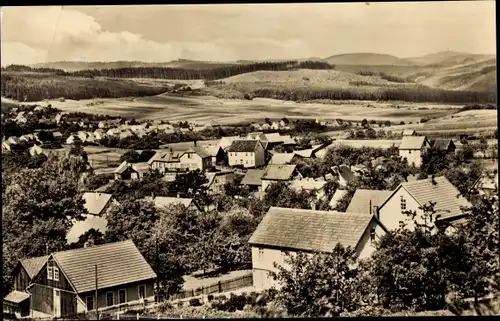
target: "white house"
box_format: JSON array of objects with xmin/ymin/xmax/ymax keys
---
[
  {"xmin": 398, "ymin": 136, "xmax": 432, "ymax": 168},
  {"xmin": 227, "ymin": 140, "xmax": 266, "ymax": 168},
  {"xmin": 29, "ymin": 145, "xmax": 45, "ymax": 157},
  {"xmin": 147, "ymin": 146, "xmax": 212, "ymax": 173},
  {"xmin": 261, "ymin": 164, "xmax": 302, "ymax": 191},
  {"xmin": 377, "ymin": 176, "xmax": 472, "ymax": 231},
  {"xmin": 248, "ymin": 207, "xmax": 388, "ymax": 290}
]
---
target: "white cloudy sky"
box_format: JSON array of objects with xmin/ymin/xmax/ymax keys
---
[{"xmin": 0, "ymin": 2, "xmax": 496, "ymax": 65}]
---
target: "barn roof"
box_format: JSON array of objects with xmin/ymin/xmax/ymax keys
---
[
  {"xmin": 20, "ymin": 255, "xmax": 49, "ymax": 279},
  {"xmin": 262, "ymin": 165, "xmax": 297, "ymax": 181},
  {"xmin": 346, "ymin": 189, "xmax": 392, "ymax": 214},
  {"xmin": 82, "ymin": 192, "xmax": 113, "ymax": 216},
  {"xmin": 240, "ymin": 169, "xmax": 265, "ymax": 186},
  {"xmin": 249, "ymin": 207, "xmax": 379, "ymax": 253},
  {"xmin": 51, "ymin": 240, "xmax": 156, "ymax": 294},
  {"xmin": 399, "ymin": 136, "xmax": 428, "ymax": 150},
  {"xmin": 433, "ymin": 139, "xmax": 455, "ymax": 151},
  {"xmin": 269, "ymin": 153, "xmax": 297, "ymax": 165}
]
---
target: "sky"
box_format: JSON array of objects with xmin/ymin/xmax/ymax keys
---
[{"xmin": 0, "ymin": 2, "xmax": 496, "ymax": 66}]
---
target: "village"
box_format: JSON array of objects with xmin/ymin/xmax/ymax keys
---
[{"xmin": 2, "ymin": 100, "xmax": 499, "ymax": 319}]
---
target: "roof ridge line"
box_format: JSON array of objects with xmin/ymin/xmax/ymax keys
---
[{"xmin": 53, "ymin": 239, "xmax": 132, "ymax": 256}]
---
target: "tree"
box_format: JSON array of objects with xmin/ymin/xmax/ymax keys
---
[
  {"xmin": 370, "ymin": 202, "xmax": 470, "ymax": 312},
  {"xmin": 271, "ymin": 244, "xmax": 363, "ymax": 317},
  {"xmin": 365, "ymin": 127, "xmax": 377, "ymax": 139},
  {"xmin": 263, "ymin": 182, "xmax": 314, "ymax": 210},
  {"xmin": 2, "ymin": 155, "xmax": 87, "ymax": 293},
  {"xmin": 120, "ymin": 150, "xmax": 141, "ymax": 163},
  {"xmin": 361, "ymin": 119, "xmax": 368, "ymax": 128},
  {"xmin": 68, "ymin": 228, "xmax": 105, "ymax": 249}
]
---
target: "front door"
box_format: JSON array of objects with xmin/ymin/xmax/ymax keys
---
[{"xmin": 53, "ymin": 289, "xmax": 61, "ymax": 317}]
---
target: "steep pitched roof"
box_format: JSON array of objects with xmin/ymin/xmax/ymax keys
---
[
  {"xmin": 241, "ymin": 169, "xmax": 265, "ymax": 186},
  {"xmin": 113, "ymin": 161, "xmax": 138, "ymax": 174},
  {"xmin": 227, "ymin": 140, "xmax": 259, "ymax": 153},
  {"xmin": 66, "ymin": 215, "xmax": 108, "ymax": 244},
  {"xmin": 346, "ymin": 189, "xmax": 392, "ymax": 214},
  {"xmin": 264, "ymin": 133, "xmax": 283, "ymax": 143},
  {"xmin": 152, "ymin": 196, "xmax": 193, "ymax": 209},
  {"xmin": 20, "ymin": 255, "xmax": 49, "ymax": 279},
  {"xmin": 269, "ymin": 153, "xmax": 297, "ymax": 165},
  {"xmin": 249, "ymin": 207, "xmax": 378, "ymax": 253},
  {"xmin": 50, "ymin": 240, "xmax": 157, "ymax": 293},
  {"xmin": 281, "ymin": 135, "xmax": 297, "ymax": 145},
  {"xmin": 433, "ymin": 139, "xmax": 455, "ymax": 151},
  {"xmin": 329, "ymin": 189, "xmax": 349, "ymax": 208},
  {"xmin": 202, "ymin": 145, "xmax": 223, "ymax": 157},
  {"xmin": 82, "ymin": 192, "xmax": 113, "ymax": 215},
  {"xmin": 333, "ymin": 165, "xmax": 356, "ymax": 182},
  {"xmin": 399, "ymin": 136, "xmax": 429, "ymax": 150},
  {"xmin": 184, "ymin": 146, "xmax": 210, "ymax": 159},
  {"xmin": 247, "ymin": 132, "xmax": 267, "ymax": 141},
  {"xmin": 289, "ymin": 179, "xmax": 327, "ymax": 192},
  {"xmin": 380, "ymin": 176, "xmax": 471, "ymax": 221},
  {"xmin": 218, "ymin": 136, "xmax": 242, "ymax": 150},
  {"xmin": 262, "ymin": 165, "xmax": 297, "ymax": 181}
]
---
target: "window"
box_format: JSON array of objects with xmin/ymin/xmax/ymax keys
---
[
  {"xmin": 246, "ymin": 160, "xmax": 248, "ymax": 164},
  {"xmin": 118, "ymin": 289, "xmax": 127, "ymax": 304},
  {"xmin": 106, "ymin": 292, "xmax": 114, "ymax": 307},
  {"xmin": 258, "ymin": 248, "xmax": 264, "ymax": 259},
  {"xmin": 370, "ymin": 228, "xmax": 376, "ymax": 242},
  {"xmin": 400, "ymin": 196, "xmax": 407, "ymax": 210},
  {"xmin": 118, "ymin": 289, "xmax": 126, "ymax": 304},
  {"xmin": 86, "ymin": 296, "xmax": 94, "ymax": 311},
  {"xmin": 245, "ymin": 152, "xmax": 248, "ymax": 156},
  {"xmin": 240, "ymin": 159, "xmax": 243, "ymax": 164},
  {"xmin": 47, "ymin": 266, "xmax": 53, "ymax": 280},
  {"xmin": 138, "ymin": 285, "xmax": 146, "ymax": 299},
  {"xmin": 53, "ymin": 267, "xmax": 60, "ymax": 281}
]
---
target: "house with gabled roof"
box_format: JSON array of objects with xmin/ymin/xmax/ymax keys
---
[
  {"xmin": 331, "ymin": 165, "xmax": 356, "ymax": 188},
  {"xmin": 227, "ymin": 140, "xmax": 266, "ymax": 168},
  {"xmin": 113, "ymin": 161, "xmax": 145, "ymax": 180},
  {"xmin": 3, "ymin": 256, "xmax": 49, "ymax": 318},
  {"xmin": 218, "ymin": 136, "xmax": 242, "ymax": 151},
  {"xmin": 398, "ymin": 135, "xmax": 432, "ymax": 167},
  {"xmin": 432, "ymin": 139, "xmax": 456, "ymax": 153},
  {"xmin": 289, "ymin": 179, "xmax": 328, "ymax": 207},
  {"xmin": 201, "ymin": 145, "xmax": 226, "ymax": 167},
  {"xmin": 346, "ymin": 189, "xmax": 392, "ymax": 215},
  {"xmin": 377, "ymin": 176, "xmax": 472, "ymax": 232},
  {"xmin": 204, "ymin": 170, "xmax": 235, "ymax": 194},
  {"xmin": 246, "ymin": 132, "xmax": 269, "ymax": 150},
  {"xmin": 261, "ymin": 164, "xmax": 302, "ymax": 191},
  {"xmin": 147, "ymin": 196, "xmax": 201, "ymax": 213},
  {"xmin": 148, "ymin": 146, "xmax": 212, "ymax": 173},
  {"xmin": 249, "ymin": 207, "xmax": 388, "ymax": 290},
  {"xmin": 240, "ymin": 169, "xmax": 266, "ymax": 192},
  {"xmin": 269, "ymin": 153, "xmax": 301, "ymax": 165},
  {"xmin": 20, "ymin": 240, "xmax": 156, "ymax": 318}
]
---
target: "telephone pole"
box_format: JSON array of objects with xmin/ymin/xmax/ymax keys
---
[{"xmin": 95, "ymin": 265, "xmax": 99, "ymax": 321}]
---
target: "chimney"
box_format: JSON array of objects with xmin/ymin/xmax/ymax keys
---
[
  {"xmin": 369, "ymin": 200, "xmax": 372, "ymax": 215},
  {"xmin": 177, "ymin": 193, "xmax": 180, "ymax": 198},
  {"xmin": 193, "ymin": 140, "xmax": 197, "ymax": 147}
]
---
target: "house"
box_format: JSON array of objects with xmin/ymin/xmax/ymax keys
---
[
  {"xmin": 149, "ymin": 196, "xmax": 200, "ymax": 213},
  {"xmin": 17, "ymin": 240, "xmax": 156, "ymax": 318},
  {"xmin": 93, "ymin": 129, "xmax": 106, "ymax": 140},
  {"xmin": 264, "ymin": 133, "xmax": 285, "ymax": 148},
  {"xmin": 148, "ymin": 147, "xmax": 212, "ymax": 173},
  {"xmin": 398, "ymin": 136, "xmax": 432, "ymax": 167},
  {"xmin": 113, "ymin": 161, "xmax": 140, "ymax": 180},
  {"xmin": 433, "ymin": 139, "xmax": 456, "ymax": 153},
  {"xmin": 66, "ymin": 135, "xmax": 79, "ymax": 145},
  {"xmin": 53, "ymin": 131, "xmax": 63, "ymax": 140},
  {"xmin": 85, "ymin": 132, "xmax": 97, "ymax": 143},
  {"xmin": 106, "ymin": 128, "xmax": 120, "ymax": 136},
  {"xmin": 205, "ymin": 170, "xmax": 235, "ymax": 194},
  {"xmin": 29, "ymin": 145, "xmax": 45, "ymax": 157},
  {"xmin": 261, "ymin": 164, "xmax": 302, "ymax": 191},
  {"xmin": 240, "ymin": 169, "xmax": 266, "ymax": 192},
  {"xmin": 261, "ymin": 123, "xmax": 271, "ymax": 131},
  {"xmin": 251, "ymin": 123, "xmax": 262, "ymax": 131},
  {"xmin": 246, "ymin": 132, "xmax": 269, "ymax": 150},
  {"xmin": 77, "ymin": 131, "xmax": 89, "ymax": 142},
  {"xmin": 346, "ymin": 189, "xmax": 392, "ymax": 215},
  {"xmin": 15, "ymin": 111, "xmax": 27, "ymax": 123},
  {"xmin": 227, "ymin": 140, "xmax": 266, "ymax": 168},
  {"xmin": 402, "ymin": 129, "xmax": 417, "ymax": 136},
  {"xmin": 331, "ymin": 165, "xmax": 356, "ymax": 188},
  {"xmin": 377, "ymin": 176, "xmax": 472, "ymax": 231},
  {"xmin": 55, "ymin": 113, "xmax": 63, "ymax": 124},
  {"xmin": 202, "ymin": 145, "xmax": 226, "ymax": 167},
  {"xmin": 119, "ymin": 130, "xmax": 134, "ymax": 140},
  {"xmin": 82, "ymin": 192, "xmax": 115, "ymax": 216},
  {"xmin": 289, "ymin": 179, "xmax": 328, "ymax": 208},
  {"xmin": 218, "ymin": 136, "xmax": 242, "ymax": 151},
  {"xmin": 269, "ymin": 153, "xmax": 301, "ymax": 165},
  {"xmin": 294, "ymin": 144, "xmax": 326, "ymax": 159},
  {"xmin": 328, "ymin": 189, "xmax": 349, "ymax": 209},
  {"xmin": 473, "ymin": 173, "xmax": 499, "ymax": 196},
  {"xmin": 3, "ymin": 256, "xmax": 48, "ymax": 318},
  {"xmin": 279, "ymin": 118, "xmax": 291, "ymax": 128},
  {"xmin": 249, "ymin": 207, "xmax": 388, "ymax": 290},
  {"xmin": 2, "ymin": 141, "xmax": 13, "ymax": 151},
  {"xmin": 7, "ymin": 136, "xmax": 21, "ymax": 145},
  {"xmin": 20, "ymin": 134, "xmax": 35, "ymax": 143}
]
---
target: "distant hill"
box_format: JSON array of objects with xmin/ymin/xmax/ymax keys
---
[
  {"xmin": 406, "ymin": 51, "xmax": 495, "ymax": 66},
  {"xmin": 30, "ymin": 60, "xmax": 239, "ymax": 71},
  {"xmin": 324, "ymin": 53, "xmax": 415, "ymax": 66}
]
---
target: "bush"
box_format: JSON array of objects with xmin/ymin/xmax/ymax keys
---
[
  {"xmin": 189, "ymin": 298, "xmax": 202, "ymax": 307},
  {"xmin": 207, "ymin": 294, "xmax": 214, "ymax": 302},
  {"xmin": 421, "ymin": 118, "xmax": 430, "ymax": 123},
  {"xmin": 400, "ymin": 121, "xmax": 406, "ymax": 125},
  {"xmin": 157, "ymin": 301, "xmax": 174, "ymax": 313}
]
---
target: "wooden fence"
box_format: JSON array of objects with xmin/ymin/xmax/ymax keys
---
[{"xmin": 169, "ymin": 273, "xmax": 253, "ymax": 301}]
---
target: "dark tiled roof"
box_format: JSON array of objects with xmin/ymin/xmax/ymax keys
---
[
  {"xmin": 227, "ymin": 140, "xmax": 259, "ymax": 153},
  {"xmin": 21, "ymin": 255, "xmax": 49, "ymax": 279},
  {"xmin": 249, "ymin": 207, "xmax": 375, "ymax": 252},
  {"xmin": 262, "ymin": 165, "xmax": 297, "ymax": 181},
  {"xmin": 433, "ymin": 139, "xmax": 455, "ymax": 151},
  {"xmin": 389, "ymin": 176, "xmax": 472, "ymax": 221},
  {"xmin": 346, "ymin": 189, "xmax": 392, "ymax": 214},
  {"xmin": 241, "ymin": 169, "xmax": 265, "ymax": 186},
  {"xmin": 53, "ymin": 240, "xmax": 157, "ymax": 293}
]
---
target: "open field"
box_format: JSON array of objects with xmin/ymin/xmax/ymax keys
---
[
  {"xmin": 34, "ymin": 93, "xmax": 466, "ymax": 126},
  {"xmin": 43, "ymin": 145, "xmax": 127, "ymax": 169}
]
